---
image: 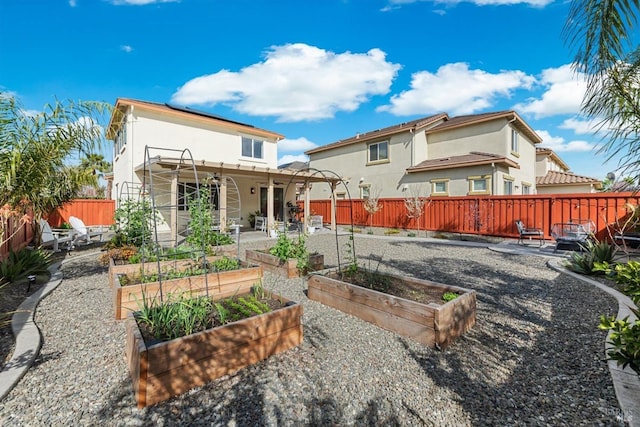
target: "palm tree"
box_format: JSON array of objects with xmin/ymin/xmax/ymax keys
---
[
  {"xmin": 0, "ymin": 92, "xmax": 111, "ymax": 235},
  {"xmin": 564, "ymin": 0, "xmax": 640, "ymax": 178}
]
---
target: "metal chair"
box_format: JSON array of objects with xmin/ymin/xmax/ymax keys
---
[{"xmin": 515, "ymin": 219, "xmax": 544, "ymax": 247}]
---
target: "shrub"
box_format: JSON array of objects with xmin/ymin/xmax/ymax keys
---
[
  {"xmin": 98, "ymin": 245, "xmax": 139, "ymax": 266},
  {"xmin": 0, "ymin": 248, "xmax": 51, "ymax": 283},
  {"xmin": 565, "ymin": 240, "xmax": 617, "ymax": 275},
  {"xmin": 113, "ymin": 198, "xmax": 155, "ymax": 247},
  {"xmin": 599, "ymin": 307, "xmax": 640, "ymax": 375},
  {"xmin": 269, "ymin": 233, "xmax": 310, "ymax": 272},
  {"xmin": 594, "ymin": 261, "xmax": 640, "ymax": 306}
]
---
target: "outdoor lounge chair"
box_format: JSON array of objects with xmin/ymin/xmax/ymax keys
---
[
  {"xmin": 39, "ymin": 219, "xmax": 74, "ymax": 252},
  {"xmin": 515, "ymin": 219, "xmax": 544, "ymax": 247},
  {"xmin": 69, "ymin": 216, "xmax": 105, "ymax": 246},
  {"xmin": 550, "ymin": 219, "xmax": 596, "ymax": 252}
]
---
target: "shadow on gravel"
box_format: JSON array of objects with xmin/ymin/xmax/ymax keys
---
[{"xmin": 373, "ymin": 251, "xmax": 623, "ymax": 425}]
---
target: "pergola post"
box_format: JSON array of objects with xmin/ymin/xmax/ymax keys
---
[
  {"xmin": 219, "ymin": 176, "xmax": 227, "ymax": 232},
  {"xmin": 330, "ymin": 181, "xmax": 337, "ymax": 231},
  {"xmin": 170, "ymin": 171, "xmax": 178, "ymax": 245},
  {"xmin": 267, "ymin": 176, "xmax": 274, "ymax": 234}
]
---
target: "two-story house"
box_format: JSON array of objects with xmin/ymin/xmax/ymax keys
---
[
  {"xmin": 535, "ymin": 147, "xmax": 602, "ymax": 193},
  {"xmin": 106, "ymin": 98, "xmax": 332, "ymax": 238},
  {"xmin": 306, "ymin": 111, "xmax": 542, "ymax": 199}
]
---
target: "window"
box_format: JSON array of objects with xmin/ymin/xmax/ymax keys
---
[
  {"xmin": 511, "ymin": 128, "xmax": 519, "ymax": 154},
  {"xmin": 503, "ymin": 178, "xmax": 514, "ymax": 195},
  {"xmin": 468, "ymin": 175, "xmax": 491, "ymax": 195},
  {"xmin": 522, "ymin": 183, "xmax": 531, "ymax": 195},
  {"xmin": 431, "ymin": 179, "xmax": 449, "ymax": 196},
  {"xmin": 360, "ymin": 184, "xmax": 371, "ymax": 199},
  {"xmin": 115, "ymin": 117, "xmax": 127, "ymax": 155},
  {"xmin": 368, "ymin": 141, "xmax": 389, "ymax": 163},
  {"xmin": 242, "ymin": 136, "xmax": 264, "ymax": 159},
  {"xmin": 178, "ymin": 182, "xmax": 219, "ymax": 211}
]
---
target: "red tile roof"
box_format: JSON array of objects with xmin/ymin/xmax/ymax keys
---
[{"xmin": 536, "ymin": 171, "xmax": 602, "ymax": 189}]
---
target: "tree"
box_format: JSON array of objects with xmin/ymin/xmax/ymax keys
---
[
  {"xmin": 76, "ymin": 153, "xmax": 112, "ymax": 198},
  {"xmin": 0, "ymin": 93, "xmax": 111, "ymax": 240},
  {"xmin": 564, "ymin": 0, "xmax": 640, "ymax": 179}
]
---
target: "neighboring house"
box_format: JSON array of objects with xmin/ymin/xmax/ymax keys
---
[
  {"xmin": 306, "ymin": 111, "xmax": 542, "ymax": 199},
  {"xmin": 106, "ymin": 98, "xmax": 332, "ymax": 237},
  {"xmin": 535, "ymin": 147, "xmax": 602, "ymax": 193}
]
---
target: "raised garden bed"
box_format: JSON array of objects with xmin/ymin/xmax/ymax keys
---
[
  {"xmin": 125, "ymin": 290, "xmax": 303, "ymax": 408},
  {"xmin": 112, "ymin": 261, "xmax": 262, "ymax": 320},
  {"xmin": 307, "ymin": 269, "xmax": 476, "ymax": 348},
  {"xmin": 245, "ymin": 249, "xmax": 324, "ymax": 279},
  {"xmin": 107, "ymin": 244, "xmax": 237, "ymax": 289}
]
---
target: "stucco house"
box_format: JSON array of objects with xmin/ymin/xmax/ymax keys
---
[
  {"xmin": 535, "ymin": 147, "xmax": 602, "ymax": 193},
  {"xmin": 106, "ymin": 98, "xmax": 333, "ymax": 238},
  {"xmin": 306, "ymin": 111, "xmax": 543, "ymax": 199}
]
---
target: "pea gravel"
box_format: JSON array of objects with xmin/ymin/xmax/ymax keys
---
[{"xmin": 0, "ymin": 233, "xmax": 626, "ymax": 426}]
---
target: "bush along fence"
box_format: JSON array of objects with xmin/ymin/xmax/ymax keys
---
[{"xmin": 303, "ymin": 192, "xmax": 640, "ymax": 242}]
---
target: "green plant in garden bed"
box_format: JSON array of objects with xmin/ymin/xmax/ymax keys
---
[
  {"xmin": 112, "ymin": 198, "xmax": 156, "ymax": 247},
  {"xmin": 119, "ymin": 256, "xmax": 241, "ymax": 286},
  {"xmin": 135, "ymin": 290, "xmax": 278, "ymax": 342},
  {"xmin": 442, "ymin": 292, "xmax": 459, "ymax": 302},
  {"xmin": 594, "ymin": 260, "xmax": 640, "ymax": 305},
  {"xmin": 269, "ymin": 233, "xmax": 312, "ymax": 273},
  {"xmin": 186, "ymin": 180, "xmax": 234, "ymax": 248}
]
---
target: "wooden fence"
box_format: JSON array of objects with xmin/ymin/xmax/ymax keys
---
[
  {"xmin": 46, "ymin": 199, "xmax": 116, "ymax": 228},
  {"xmin": 1, "ymin": 199, "xmax": 115, "ymax": 260},
  {"xmin": 305, "ymin": 192, "xmax": 640, "ymax": 241}
]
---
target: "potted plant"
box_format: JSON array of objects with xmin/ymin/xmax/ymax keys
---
[
  {"xmin": 125, "ymin": 285, "xmax": 303, "ymax": 407},
  {"xmin": 247, "ymin": 210, "xmax": 262, "ymax": 229},
  {"xmin": 246, "ymin": 233, "xmax": 324, "ymax": 278}
]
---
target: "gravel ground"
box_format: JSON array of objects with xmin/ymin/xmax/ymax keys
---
[{"xmin": 0, "ymin": 233, "xmax": 625, "ymax": 426}]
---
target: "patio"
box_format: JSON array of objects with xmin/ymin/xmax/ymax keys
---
[{"xmin": 0, "ymin": 233, "xmax": 627, "ymax": 425}]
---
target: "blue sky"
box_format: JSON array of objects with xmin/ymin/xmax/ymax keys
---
[{"xmin": 0, "ymin": 0, "xmax": 620, "ymax": 181}]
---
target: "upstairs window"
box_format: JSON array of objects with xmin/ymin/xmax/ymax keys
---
[
  {"xmin": 511, "ymin": 129, "xmax": 519, "ymax": 154},
  {"xmin": 368, "ymin": 141, "xmax": 388, "ymax": 163},
  {"xmin": 242, "ymin": 136, "xmax": 263, "ymax": 159},
  {"xmin": 115, "ymin": 117, "xmax": 127, "ymax": 155}
]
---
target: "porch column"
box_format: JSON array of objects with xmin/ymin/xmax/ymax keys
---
[
  {"xmin": 267, "ymin": 176, "xmax": 274, "ymax": 234},
  {"xmin": 304, "ymin": 183, "xmax": 311, "ymax": 229},
  {"xmin": 219, "ymin": 176, "xmax": 227, "ymax": 232},
  {"xmin": 170, "ymin": 171, "xmax": 179, "ymax": 245},
  {"xmin": 330, "ymin": 181, "xmax": 337, "ymax": 231}
]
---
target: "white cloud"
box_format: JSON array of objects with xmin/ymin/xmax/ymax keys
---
[
  {"xmin": 536, "ymin": 129, "xmax": 595, "ymax": 152},
  {"xmin": 278, "ymin": 154, "xmax": 309, "ymax": 166},
  {"xmin": 377, "ymin": 62, "xmax": 534, "ymax": 116},
  {"xmin": 172, "ymin": 43, "xmax": 401, "ymax": 122},
  {"xmin": 559, "ymin": 116, "xmax": 606, "ymax": 135},
  {"xmin": 69, "ymin": 0, "xmax": 77, "ymax": 6},
  {"xmin": 109, "ymin": 0, "xmax": 178, "ymax": 5},
  {"xmin": 514, "ymin": 64, "xmax": 586, "ymax": 118},
  {"xmin": 384, "ymin": 0, "xmax": 553, "ymax": 8},
  {"xmin": 278, "ymin": 137, "xmax": 317, "ymax": 152},
  {"xmin": 120, "ymin": 45, "xmax": 133, "ymax": 53}
]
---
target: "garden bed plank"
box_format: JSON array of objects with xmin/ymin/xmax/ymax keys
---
[
  {"xmin": 125, "ymin": 292, "xmax": 302, "ymax": 408},
  {"xmin": 308, "ymin": 271, "xmax": 475, "ymax": 348},
  {"xmin": 245, "ymin": 249, "xmax": 323, "ymax": 278},
  {"xmin": 113, "ymin": 263, "xmax": 262, "ymax": 320}
]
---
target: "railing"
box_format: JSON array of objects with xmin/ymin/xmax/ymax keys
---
[{"xmin": 303, "ymin": 192, "xmax": 640, "ymax": 241}]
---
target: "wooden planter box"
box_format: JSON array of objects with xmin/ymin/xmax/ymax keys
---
[
  {"xmin": 125, "ymin": 291, "xmax": 303, "ymax": 408},
  {"xmin": 307, "ymin": 271, "xmax": 476, "ymax": 349},
  {"xmin": 112, "ymin": 262, "xmax": 262, "ymax": 320},
  {"xmin": 245, "ymin": 249, "xmax": 324, "ymax": 279},
  {"xmin": 108, "ymin": 244, "xmax": 237, "ymax": 289}
]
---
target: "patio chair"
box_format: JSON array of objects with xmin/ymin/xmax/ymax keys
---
[
  {"xmin": 69, "ymin": 216, "xmax": 105, "ymax": 246},
  {"xmin": 515, "ymin": 219, "xmax": 544, "ymax": 247},
  {"xmin": 254, "ymin": 216, "xmax": 266, "ymax": 232},
  {"xmin": 39, "ymin": 219, "xmax": 74, "ymax": 252},
  {"xmin": 550, "ymin": 219, "xmax": 596, "ymax": 252}
]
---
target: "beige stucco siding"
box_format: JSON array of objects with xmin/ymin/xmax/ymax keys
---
[
  {"xmin": 426, "ymin": 120, "xmax": 506, "ymax": 158},
  {"xmin": 309, "ymin": 131, "xmax": 415, "ymax": 199},
  {"xmin": 537, "ymin": 184, "xmax": 597, "ymax": 194}
]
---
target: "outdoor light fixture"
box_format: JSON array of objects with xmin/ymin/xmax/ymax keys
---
[
  {"xmin": 250, "ymin": 187, "xmax": 255, "ymax": 194},
  {"xmin": 27, "ymin": 275, "xmax": 36, "ymax": 292}
]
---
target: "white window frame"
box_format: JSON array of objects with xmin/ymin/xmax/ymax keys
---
[
  {"xmin": 241, "ymin": 136, "xmax": 264, "ymax": 159},
  {"xmin": 503, "ymin": 177, "xmax": 514, "ymax": 195},
  {"xmin": 114, "ymin": 116, "xmax": 127, "ymax": 155},
  {"xmin": 468, "ymin": 175, "xmax": 491, "ymax": 195},
  {"xmin": 367, "ymin": 140, "xmax": 389, "ymax": 164},
  {"xmin": 431, "ymin": 179, "xmax": 449, "ymax": 196},
  {"xmin": 511, "ymin": 128, "xmax": 519, "ymax": 155},
  {"xmin": 360, "ymin": 184, "xmax": 371, "ymax": 199},
  {"xmin": 522, "ymin": 182, "xmax": 531, "ymax": 195}
]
